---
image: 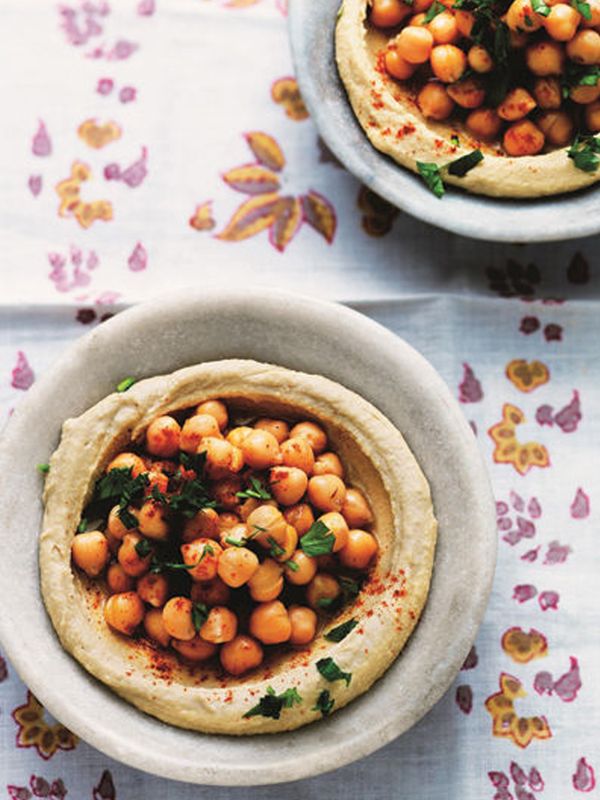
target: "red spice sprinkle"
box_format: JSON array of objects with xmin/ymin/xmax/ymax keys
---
[
  {"xmin": 366, "ymin": 609, "xmax": 374, "ymax": 617},
  {"xmin": 381, "ymin": 127, "xmax": 392, "ymax": 136},
  {"xmin": 395, "ymin": 123, "xmax": 416, "ymax": 140},
  {"xmin": 224, "ymin": 690, "xmax": 233, "ymax": 704}
]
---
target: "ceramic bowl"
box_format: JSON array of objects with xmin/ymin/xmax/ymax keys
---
[
  {"xmin": 288, "ymin": 0, "xmax": 600, "ymax": 243},
  {"xmin": 0, "ymin": 288, "xmax": 496, "ymax": 786}
]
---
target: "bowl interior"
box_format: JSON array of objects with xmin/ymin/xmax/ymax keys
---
[
  {"xmin": 288, "ymin": 0, "xmax": 600, "ymax": 243},
  {"xmin": 0, "ymin": 288, "xmax": 496, "ymax": 785}
]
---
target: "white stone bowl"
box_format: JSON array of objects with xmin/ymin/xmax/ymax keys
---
[
  {"xmin": 288, "ymin": 0, "xmax": 600, "ymax": 243},
  {"xmin": 0, "ymin": 288, "xmax": 496, "ymax": 786}
]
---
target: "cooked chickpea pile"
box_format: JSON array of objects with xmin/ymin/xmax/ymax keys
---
[
  {"xmin": 372, "ymin": 0, "xmax": 600, "ymax": 155},
  {"xmin": 71, "ymin": 400, "xmax": 378, "ymax": 677}
]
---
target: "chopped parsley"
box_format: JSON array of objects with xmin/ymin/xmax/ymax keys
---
[
  {"xmin": 571, "ymin": 0, "xmax": 592, "ymax": 19},
  {"xmin": 134, "ymin": 538, "xmax": 152, "ymax": 558},
  {"xmin": 423, "ymin": 0, "xmax": 445, "ymax": 21},
  {"xmin": 312, "ymin": 689, "xmax": 335, "ymax": 717},
  {"xmin": 151, "ymin": 477, "xmax": 216, "ymax": 520},
  {"xmin": 325, "ymin": 618, "xmax": 359, "ymax": 643},
  {"xmin": 150, "ymin": 543, "xmax": 213, "ymax": 574},
  {"xmin": 447, "ymin": 149, "xmax": 484, "ymax": 177},
  {"xmin": 77, "ymin": 518, "xmax": 88, "ymax": 534},
  {"xmin": 116, "ymin": 376, "xmax": 136, "ymax": 393},
  {"xmin": 37, "ymin": 463, "xmax": 50, "ymax": 474},
  {"xmin": 316, "ymin": 657, "xmax": 352, "ymax": 687},
  {"xmin": 531, "ymin": 0, "xmax": 550, "ymax": 15},
  {"xmin": 563, "ymin": 64, "xmax": 599, "ymax": 97},
  {"xmin": 416, "ymin": 162, "xmax": 445, "ymax": 198},
  {"xmin": 267, "ymin": 536, "xmax": 285, "ymax": 558},
  {"xmin": 192, "ymin": 602, "xmax": 209, "ymax": 632},
  {"xmin": 300, "ymin": 520, "xmax": 336, "ymax": 556},
  {"xmin": 450, "ymin": 134, "xmax": 460, "ymax": 147},
  {"xmin": 568, "ymin": 135, "xmax": 600, "ymax": 173},
  {"xmin": 243, "ymin": 686, "xmax": 303, "ymax": 720},
  {"xmin": 89, "ymin": 467, "xmax": 148, "ymax": 529},
  {"xmin": 236, "ymin": 476, "xmax": 272, "ymax": 501},
  {"xmin": 284, "ymin": 558, "xmax": 300, "ymax": 572}
]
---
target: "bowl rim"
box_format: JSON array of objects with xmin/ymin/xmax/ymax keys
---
[
  {"xmin": 288, "ymin": 0, "xmax": 600, "ymax": 243},
  {"xmin": 0, "ymin": 287, "xmax": 497, "ymax": 785}
]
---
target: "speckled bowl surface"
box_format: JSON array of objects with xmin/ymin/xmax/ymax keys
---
[
  {"xmin": 288, "ymin": 0, "xmax": 600, "ymax": 243},
  {"xmin": 0, "ymin": 288, "xmax": 496, "ymax": 786}
]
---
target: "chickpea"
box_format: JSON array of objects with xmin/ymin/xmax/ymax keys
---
[
  {"xmin": 143, "ymin": 607, "xmax": 171, "ymax": 647},
  {"xmin": 137, "ymin": 500, "xmax": 169, "ymax": 540},
  {"xmin": 145, "ymin": 416, "xmax": 181, "ymax": 458},
  {"xmin": 526, "ymin": 40, "xmax": 565, "ymax": 76},
  {"xmin": 533, "ymin": 76, "xmax": 563, "ymax": 108},
  {"xmin": 570, "ymin": 82, "xmax": 600, "ymax": 103},
  {"xmin": 180, "ymin": 414, "xmax": 221, "ymax": 453},
  {"xmin": 272, "ymin": 524, "xmax": 298, "ymax": 562},
  {"xmin": 537, "ymin": 109, "xmax": 575, "ymax": 145},
  {"xmin": 586, "ymin": 100, "xmax": 600, "ymax": 131},
  {"xmin": 172, "ymin": 635, "xmax": 217, "ymax": 662},
  {"xmin": 239, "ymin": 497, "xmax": 277, "ymax": 521},
  {"xmin": 582, "ymin": 0, "xmax": 600, "ymax": 25},
  {"xmin": 220, "ymin": 635, "xmax": 264, "ymax": 676},
  {"xmin": 288, "ymin": 605, "xmax": 318, "ymax": 646},
  {"xmin": 212, "ymin": 475, "xmax": 243, "ymax": 509},
  {"xmin": 195, "ymin": 399, "xmax": 228, "ymax": 431},
  {"xmin": 106, "ymin": 452, "xmax": 146, "ymax": 478},
  {"xmin": 342, "ymin": 487, "xmax": 374, "ymax": 528},
  {"xmin": 191, "ymin": 577, "xmax": 231, "ymax": 607},
  {"xmin": 107, "ymin": 504, "xmax": 136, "ymax": 539},
  {"xmin": 455, "ymin": 9, "xmax": 475, "ymax": 36},
  {"xmin": 385, "ymin": 48, "xmax": 417, "ymax": 79},
  {"xmin": 509, "ymin": 27, "xmax": 529, "ymax": 48},
  {"xmin": 430, "ymin": 44, "xmax": 467, "ymax": 83},
  {"xmin": 144, "ymin": 470, "xmax": 169, "ymax": 496},
  {"xmin": 370, "ymin": 0, "xmax": 412, "ymax": 26},
  {"xmin": 544, "ymin": 4, "xmax": 580, "ymax": 40},
  {"xmin": 396, "ymin": 25, "xmax": 434, "ymax": 63},
  {"xmin": 316, "ymin": 511, "xmax": 350, "ymax": 553},
  {"xmin": 117, "ymin": 532, "xmax": 152, "ymax": 577},
  {"xmin": 226, "ymin": 426, "xmax": 253, "ymax": 448},
  {"xmin": 149, "ymin": 459, "xmax": 178, "ymax": 476},
  {"xmin": 506, "ymin": 0, "xmax": 543, "ymax": 31},
  {"xmin": 71, "ymin": 530, "xmax": 110, "ymax": 577},
  {"xmin": 284, "ymin": 549, "xmax": 318, "ymax": 585},
  {"xmin": 220, "ymin": 522, "xmax": 251, "ymax": 548},
  {"xmin": 248, "ymin": 558, "xmax": 284, "ymax": 602},
  {"xmin": 497, "ymin": 87, "xmax": 537, "ymax": 120},
  {"xmin": 218, "ymin": 511, "xmax": 242, "ymax": 531},
  {"xmin": 162, "ymin": 596, "xmax": 195, "ymax": 640},
  {"xmin": 280, "ymin": 436, "xmax": 315, "ymax": 474},
  {"xmin": 289, "ymin": 421, "xmax": 328, "ymax": 455},
  {"xmin": 306, "ymin": 573, "xmax": 341, "ymax": 611},
  {"xmin": 105, "ymin": 531, "xmax": 122, "ymax": 557},
  {"xmin": 249, "ymin": 600, "xmax": 292, "ymax": 645},
  {"xmin": 182, "ymin": 508, "xmax": 220, "ymax": 543},
  {"xmin": 246, "ymin": 505, "xmax": 287, "ymax": 548},
  {"xmin": 107, "ymin": 562, "xmax": 135, "ymax": 594},
  {"xmin": 409, "ymin": 12, "xmax": 428, "ymax": 25},
  {"xmin": 104, "ymin": 591, "xmax": 144, "ymax": 635},
  {"xmin": 217, "ymin": 547, "xmax": 259, "ymax": 587},
  {"xmin": 415, "ymin": 81, "xmax": 454, "ymax": 120},
  {"xmin": 199, "ymin": 606, "xmax": 238, "ymax": 644},
  {"xmin": 137, "ymin": 572, "xmax": 169, "ymax": 607},
  {"xmin": 181, "ymin": 538, "xmax": 222, "ymax": 582},
  {"xmin": 504, "ymin": 119, "xmax": 546, "ymax": 155},
  {"xmin": 447, "ymin": 77, "xmax": 486, "ymax": 109},
  {"xmin": 468, "ymin": 44, "xmax": 494, "ymax": 73},
  {"xmin": 567, "ymin": 29, "xmax": 600, "ymax": 63},
  {"xmin": 254, "ymin": 418, "xmax": 290, "ymax": 444},
  {"xmin": 283, "ymin": 503, "xmax": 315, "ymax": 536},
  {"xmin": 339, "ymin": 530, "xmax": 379, "ymax": 570},
  {"xmin": 307, "ymin": 474, "xmax": 346, "ymax": 513},
  {"xmin": 198, "ymin": 437, "xmax": 244, "ymax": 479},
  {"xmin": 240, "ymin": 429, "xmax": 281, "ymax": 470},
  {"xmin": 268, "ymin": 466, "xmax": 308, "ymax": 506},
  {"xmin": 428, "ymin": 10, "xmax": 458, "ymax": 43},
  {"xmin": 413, "ymin": 0, "xmax": 435, "ymax": 11},
  {"xmin": 466, "ymin": 108, "xmax": 503, "ymax": 140}
]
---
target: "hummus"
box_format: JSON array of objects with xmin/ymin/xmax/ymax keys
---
[
  {"xmin": 336, "ymin": 0, "xmax": 600, "ymax": 198},
  {"xmin": 40, "ymin": 359, "xmax": 437, "ymax": 734}
]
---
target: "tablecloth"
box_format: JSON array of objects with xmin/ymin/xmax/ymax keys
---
[{"xmin": 0, "ymin": 1, "xmax": 599, "ymax": 798}]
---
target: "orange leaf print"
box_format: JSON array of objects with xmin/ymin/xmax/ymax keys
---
[
  {"xmin": 222, "ymin": 165, "xmax": 280, "ymax": 195},
  {"xmin": 270, "ymin": 196, "xmax": 302, "ymax": 252},
  {"xmin": 489, "ymin": 403, "xmax": 550, "ymax": 475},
  {"xmin": 301, "ymin": 190, "xmax": 337, "ymax": 243},
  {"xmin": 77, "ymin": 119, "xmax": 122, "ymax": 149},
  {"xmin": 501, "ymin": 627, "xmax": 548, "ymax": 663},
  {"xmin": 55, "ymin": 161, "xmax": 113, "ymax": 229},
  {"xmin": 271, "ymin": 77, "xmax": 309, "ymax": 121},
  {"xmin": 485, "ymin": 673, "xmax": 551, "ymax": 749},
  {"xmin": 13, "ymin": 691, "xmax": 78, "ymax": 760},
  {"xmin": 244, "ymin": 132, "xmax": 285, "ymax": 171},
  {"xmin": 189, "ymin": 201, "xmax": 216, "ymax": 232},
  {"xmin": 74, "ymin": 200, "xmax": 113, "ymax": 229},
  {"xmin": 225, "ymin": 0, "xmax": 260, "ymax": 6},
  {"xmin": 216, "ymin": 192, "xmax": 280, "ymax": 242},
  {"xmin": 506, "ymin": 359, "xmax": 550, "ymax": 392}
]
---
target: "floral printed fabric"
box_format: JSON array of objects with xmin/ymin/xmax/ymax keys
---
[{"xmin": 0, "ymin": 1, "xmax": 599, "ymax": 798}]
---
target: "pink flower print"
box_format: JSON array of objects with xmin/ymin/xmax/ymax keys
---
[
  {"xmin": 554, "ymin": 390, "xmax": 581, "ymax": 433},
  {"xmin": 119, "ymin": 86, "xmax": 137, "ymax": 103},
  {"xmin": 489, "ymin": 772, "xmax": 510, "ymax": 789},
  {"xmin": 95, "ymin": 290, "xmax": 120, "ymax": 305},
  {"xmin": 48, "ymin": 247, "xmax": 99, "ymax": 293},
  {"xmin": 497, "ymin": 501, "xmax": 509, "ymax": 516},
  {"xmin": 498, "ymin": 516, "xmax": 512, "ymax": 531},
  {"xmin": 528, "ymin": 768, "xmax": 544, "ymax": 792},
  {"xmin": 110, "ymin": 40, "xmax": 138, "ymax": 60},
  {"xmin": 513, "ymin": 584, "xmax": 537, "ymax": 604},
  {"xmin": 535, "ymin": 405, "xmax": 554, "ymax": 427},
  {"xmin": 570, "ymin": 488, "xmax": 590, "ymax": 519},
  {"xmin": 137, "ymin": 0, "xmax": 156, "ymax": 14},
  {"xmin": 515, "ymin": 789, "xmax": 535, "ymax": 800},
  {"xmin": 554, "ymin": 656, "xmax": 581, "ymax": 702},
  {"xmin": 93, "ymin": 769, "xmax": 116, "ymax": 800},
  {"xmin": 516, "ymin": 516, "xmax": 535, "ymax": 538},
  {"xmin": 567, "ymin": 253, "xmax": 590, "ymax": 285},
  {"xmin": 543, "ymin": 323, "xmax": 562, "ymax": 342},
  {"xmin": 534, "ymin": 671, "xmax": 554, "ymax": 696},
  {"xmin": 32, "ymin": 121, "xmax": 52, "ymax": 156},
  {"xmin": 97, "ymin": 77, "xmax": 114, "ymax": 95},
  {"xmin": 521, "ymin": 547, "xmax": 540, "ymax": 563},
  {"xmin": 28, "ymin": 175, "xmax": 43, "ymax": 196},
  {"xmin": 121, "ymin": 147, "xmax": 147, "ymax": 187},
  {"xmin": 461, "ymin": 645, "xmax": 478, "ymax": 670},
  {"xmin": 510, "ymin": 762, "xmax": 527, "ymax": 787},
  {"xmin": 87, "ymin": 250, "xmax": 99, "ymax": 270},
  {"xmin": 11, "ymin": 351, "xmax": 35, "ymax": 390},
  {"xmin": 573, "ymin": 758, "xmax": 596, "ymax": 792},
  {"xmin": 510, "ymin": 491, "xmax": 525, "ymax": 512},
  {"xmin": 527, "ymin": 498, "xmax": 541, "ymax": 519},
  {"xmin": 104, "ymin": 163, "xmax": 121, "ymax": 180},
  {"xmin": 128, "ymin": 242, "xmax": 147, "ymax": 272},
  {"xmin": 499, "ymin": 493, "xmax": 540, "ymax": 546},
  {"xmin": 458, "ymin": 363, "xmax": 483, "ymax": 403},
  {"xmin": 8, "ymin": 787, "xmax": 31, "ymax": 800},
  {"xmin": 455, "ymin": 684, "xmax": 473, "ymax": 714},
  {"xmin": 538, "ymin": 591, "xmax": 559, "ymax": 611},
  {"xmin": 519, "ymin": 316, "xmax": 540, "ymax": 335},
  {"xmin": 543, "ymin": 540, "xmax": 571, "ymax": 565}
]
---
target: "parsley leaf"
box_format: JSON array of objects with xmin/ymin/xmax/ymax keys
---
[
  {"xmin": 572, "ymin": 0, "xmax": 592, "ymax": 19},
  {"xmin": 151, "ymin": 476, "xmax": 216, "ymax": 519},
  {"xmin": 116, "ymin": 376, "xmax": 136, "ymax": 393},
  {"xmin": 325, "ymin": 618, "xmax": 359, "ymax": 643},
  {"xmin": 88, "ymin": 467, "xmax": 148, "ymax": 530},
  {"xmin": 316, "ymin": 657, "xmax": 352, "ymax": 686},
  {"xmin": 423, "ymin": 0, "xmax": 445, "ymax": 22},
  {"xmin": 300, "ymin": 520, "xmax": 336, "ymax": 556},
  {"xmin": 531, "ymin": 0, "xmax": 550, "ymax": 15},
  {"xmin": 37, "ymin": 463, "xmax": 50, "ymax": 475},
  {"xmin": 568, "ymin": 135, "xmax": 600, "ymax": 173},
  {"xmin": 236, "ymin": 476, "xmax": 272, "ymax": 501},
  {"xmin": 450, "ymin": 134, "xmax": 460, "ymax": 147},
  {"xmin": 416, "ymin": 162, "xmax": 445, "ymax": 198},
  {"xmin": 135, "ymin": 538, "xmax": 153, "ymax": 558},
  {"xmin": 192, "ymin": 602, "xmax": 209, "ymax": 632},
  {"xmin": 447, "ymin": 149, "xmax": 484, "ymax": 177},
  {"xmin": 284, "ymin": 558, "xmax": 300, "ymax": 572},
  {"xmin": 243, "ymin": 686, "xmax": 303, "ymax": 720},
  {"xmin": 313, "ymin": 689, "xmax": 335, "ymax": 717},
  {"xmin": 77, "ymin": 518, "xmax": 88, "ymax": 534},
  {"xmin": 267, "ymin": 535, "xmax": 285, "ymax": 558}
]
